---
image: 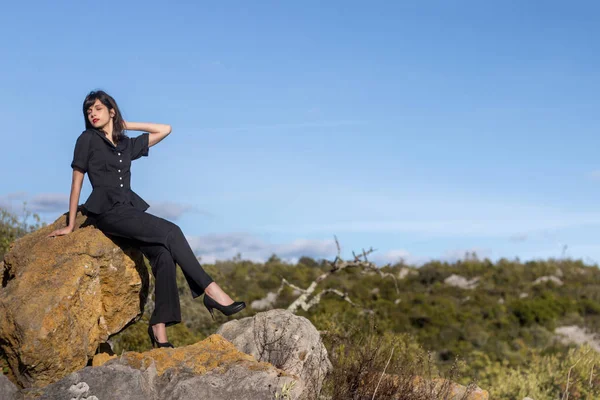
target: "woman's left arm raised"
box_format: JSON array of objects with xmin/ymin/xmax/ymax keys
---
[{"xmin": 124, "ymin": 121, "xmax": 172, "ymax": 147}]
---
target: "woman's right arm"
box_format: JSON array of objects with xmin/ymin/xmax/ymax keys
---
[{"xmin": 47, "ymin": 169, "xmax": 85, "ymax": 237}]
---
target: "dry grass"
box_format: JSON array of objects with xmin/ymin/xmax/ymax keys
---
[{"xmin": 319, "ymin": 317, "xmax": 477, "ymax": 400}]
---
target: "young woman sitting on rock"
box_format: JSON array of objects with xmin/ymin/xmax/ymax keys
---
[{"xmin": 47, "ymin": 90, "xmax": 245, "ymax": 348}]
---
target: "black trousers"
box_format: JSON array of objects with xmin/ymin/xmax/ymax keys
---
[{"xmin": 91, "ymin": 203, "xmax": 214, "ymax": 327}]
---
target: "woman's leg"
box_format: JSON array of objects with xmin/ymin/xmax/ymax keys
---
[
  {"xmin": 95, "ymin": 205, "xmax": 228, "ymax": 301},
  {"xmin": 164, "ymin": 224, "xmax": 235, "ymax": 305},
  {"xmin": 136, "ymin": 243, "xmax": 181, "ymax": 343},
  {"xmin": 138, "ymin": 243, "xmax": 181, "ymax": 336}
]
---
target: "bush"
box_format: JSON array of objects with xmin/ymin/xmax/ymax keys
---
[
  {"xmin": 471, "ymin": 345, "xmax": 600, "ymax": 399},
  {"xmin": 0, "ymin": 204, "xmax": 46, "ymax": 259},
  {"xmin": 320, "ymin": 317, "xmax": 476, "ymax": 399}
]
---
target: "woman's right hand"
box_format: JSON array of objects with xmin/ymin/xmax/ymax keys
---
[{"xmin": 47, "ymin": 226, "xmax": 74, "ymax": 238}]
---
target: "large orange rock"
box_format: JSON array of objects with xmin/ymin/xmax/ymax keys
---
[{"xmin": 0, "ymin": 209, "xmax": 149, "ymax": 388}]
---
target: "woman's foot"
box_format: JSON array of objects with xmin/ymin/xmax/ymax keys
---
[
  {"xmin": 148, "ymin": 323, "xmax": 173, "ymax": 348},
  {"xmin": 203, "ymin": 294, "xmax": 246, "ymax": 320},
  {"xmin": 203, "ymin": 282, "xmax": 246, "ymax": 320},
  {"xmin": 204, "ymin": 282, "xmax": 234, "ymax": 306}
]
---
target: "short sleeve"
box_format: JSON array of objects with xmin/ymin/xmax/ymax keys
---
[
  {"xmin": 129, "ymin": 133, "xmax": 150, "ymax": 160},
  {"xmin": 70, "ymin": 132, "xmax": 91, "ymax": 172}
]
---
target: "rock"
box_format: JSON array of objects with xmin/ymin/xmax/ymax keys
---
[
  {"xmin": 0, "ymin": 210, "xmax": 149, "ymax": 388},
  {"xmin": 555, "ymin": 326, "xmax": 600, "ymax": 351},
  {"xmin": 532, "ymin": 276, "xmax": 563, "ymax": 286},
  {"xmin": 250, "ymin": 291, "xmax": 278, "ymax": 311},
  {"xmin": 216, "ymin": 309, "xmax": 332, "ymax": 397},
  {"xmin": 91, "ymin": 353, "xmax": 116, "ymax": 367},
  {"xmin": 398, "ymin": 267, "xmax": 417, "ymax": 280},
  {"xmin": 445, "ymin": 380, "xmax": 489, "ymax": 400},
  {"xmin": 19, "ymin": 335, "xmax": 302, "ymax": 400},
  {"xmin": 444, "ymin": 274, "xmax": 479, "ymax": 290},
  {"xmin": 0, "ymin": 374, "xmax": 20, "ymax": 400},
  {"xmin": 554, "ymin": 268, "xmax": 564, "ymax": 278}
]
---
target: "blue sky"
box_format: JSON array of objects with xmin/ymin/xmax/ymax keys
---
[{"xmin": 2, "ymin": 1, "xmax": 600, "ymax": 266}]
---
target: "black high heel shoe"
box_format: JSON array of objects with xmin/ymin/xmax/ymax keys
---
[
  {"xmin": 203, "ymin": 293, "xmax": 246, "ymax": 320},
  {"xmin": 147, "ymin": 325, "xmax": 174, "ymax": 348}
]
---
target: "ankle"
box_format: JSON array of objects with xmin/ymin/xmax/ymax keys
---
[
  {"xmin": 151, "ymin": 323, "xmax": 168, "ymax": 342},
  {"xmin": 204, "ymin": 282, "xmax": 217, "ymax": 297}
]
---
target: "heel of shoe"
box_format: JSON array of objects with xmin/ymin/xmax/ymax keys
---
[
  {"xmin": 147, "ymin": 325, "xmax": 156, "ymax": 348},
  {"xmin": 206, "ymin": 306, "xmax": 215, "ymax": 321}
]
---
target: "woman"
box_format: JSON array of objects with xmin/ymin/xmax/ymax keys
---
[{"xmin": 47, "ymin": 90, "xmax": 245, "ymax": 348}]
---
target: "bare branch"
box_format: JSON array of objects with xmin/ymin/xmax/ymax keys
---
[
  {"xmin": 278, "ymin": 278, "xmax": 308, "ymax": 295},
  {"xmin": 360, "ymin": 263, "xmax": 400, "ymax": 295},
  {"xmin": 372, "ymin": 347, "xmax": 395, "ymax": 400},
  {"xmin": 563, "ymin": 349, "xmax": 590, "ymax": 400},
  {"xmin": 302, "ymin": 288, "xmax": 372, "ymax": 313},
  {"xmin": 249, "ymin": 236, "xmax": 395, "ymax": 313},
  {"xmin": 334, "ymin": 235, "xmax": 341, "ymax": 257}
]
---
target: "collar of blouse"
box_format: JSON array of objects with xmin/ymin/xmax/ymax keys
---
[{"xmin": 92, "ymin": 128, "xmax": 128, "ymax": 151}]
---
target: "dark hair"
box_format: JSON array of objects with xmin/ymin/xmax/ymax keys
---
[{"xmin": 82, "ymin": 90, "xmax": 126, "ymax": 143}]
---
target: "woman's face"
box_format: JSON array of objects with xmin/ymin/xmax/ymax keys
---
[{"xmin": 87, "ymin": 99, "xmax": 114, "ymax": 129}]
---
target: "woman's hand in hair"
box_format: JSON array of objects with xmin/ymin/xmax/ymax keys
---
[{"xmin": 47, "ymin": 226, "xmax": 74, "ymax": 238}]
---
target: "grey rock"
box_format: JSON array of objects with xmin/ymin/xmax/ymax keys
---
[
  {"xmin": 533, "ymin": 275, "xmax": 563, "ymax": 286},
  {"xmin": 166, "ymin": 365, "xmax": 300, "ymax": 400},
  {"xmin": 555, "ymin": 325, "xmax": 600, "ymax": 352},
  {"xmin": 20, "ymin": 364, "xmax": 153, "ymax": 400},
  {"xmin": 250, "ymin": 291, "xmax": 279, "ymax": 311},
  {"xmin": 0, "ymin": 374, "xmax": 20, "ymax": 400},
  {"xmin": 216, "ymin": 309, "xmax": 332, "ymax": 397},
  {"xmin": 444, "ymin": 274, "xmax": 479, "ymax": 290},
  {"xmin": 20, "ymin": 359, "xmax": 301, "ymax": 400}
]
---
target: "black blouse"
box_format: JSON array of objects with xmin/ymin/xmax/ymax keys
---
[{"xmin": 71, "ymin": 128, "xmax": 151, "ymax": 215}]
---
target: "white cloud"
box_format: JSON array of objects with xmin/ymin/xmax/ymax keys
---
[
  {"xmin": 186, "ymin": 234, "xmax": 494, "ymax": 267},
  {"xmin": 371, "ymin": 249, "xmax": 416, "ymax": 265},
  {"xmin": 186, "ymin": 233, "xmax": 337, "ymax": 264},
  {"xmin": 0, "ymin": 192, "xmax": 27, "ymax": 211},
  {"xmin": 29, "ymin": 193, "xmax": 69, "ymax": 213},
  {"xmin": 371, "ymin": 247, "xmax": 493, "ymax": 267},
  {"xmin": 0, "ymin": 192, "xmax": 204, "ymax": 221},
  {"xmin": 0, "ymin": 192, "xmax": 67, "ymax": 214},
  {"xmin": 589, "ymin": 170, "xmax": 600, "ymax": 180},
  {"xmin": 509, "ymin": 233, "xmax": 528, "ymax": 242}
]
